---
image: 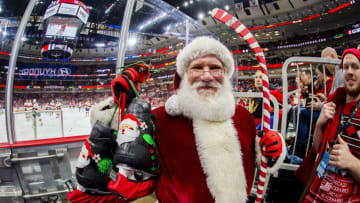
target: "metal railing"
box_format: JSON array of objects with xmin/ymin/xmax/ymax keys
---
[{"xmin": 280, "ymin": 56, "xmax": 341, "ymax": 166}]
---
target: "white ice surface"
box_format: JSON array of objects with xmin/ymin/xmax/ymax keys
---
[{"xmin": 0, "ymin": 108, "xmax": 91, "ymax": 143}]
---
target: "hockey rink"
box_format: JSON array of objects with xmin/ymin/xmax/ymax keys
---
[{"xmin": 0, "ymin": 108, "xmax": 92, "ymax": 143}]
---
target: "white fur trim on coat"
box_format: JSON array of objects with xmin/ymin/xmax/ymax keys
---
[
  {"xmin": 176, "ymin": 36, "xmax": 234, "ymax": 79},
  {"xmin": 90, "ymin": 97, "xmax": 120, "ymax": 129},
  {"xmin": 193, "ymin": 119, "xmax": 247, "ymax": 203},
  {"xmin": 255, "ymin": 133, "xmax": 286, "ymax": 174}
]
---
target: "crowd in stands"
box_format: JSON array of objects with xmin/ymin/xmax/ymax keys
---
[
  {"xmin": 140, "ymin": 83, "xmax": 174, "ymax": 107},
  {"xmin": 0, "ymin": 75, "xmax": 292, "ymax": 112}
]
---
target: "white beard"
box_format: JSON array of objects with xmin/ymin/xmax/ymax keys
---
[
  {"xmin": 176, "ymin": 74, "xmax": 235, "ymax": 122},
  {"xmin": 117, "ymin": 128, "xmax": 139, "ymax": 145}
]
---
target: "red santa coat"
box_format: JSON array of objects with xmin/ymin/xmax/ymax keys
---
[{"xmin": 152, "ymin": 104, "xmax": 256, "ymax": 202}]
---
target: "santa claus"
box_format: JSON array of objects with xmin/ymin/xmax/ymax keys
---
[
  {"xmin": 152, "ymin": 36, "xmax": 285, "ymax": 202},
  {"xmin": 117, "ymin": 113, "xmax": 142, "ymax": 145},
  {"xmin": 68, "ymin": 36, "xmax": 285, "ymax": 203}
]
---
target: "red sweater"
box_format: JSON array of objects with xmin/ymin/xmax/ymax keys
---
[{"xmin": 295, "ymin": 87, "xmax": 360, "ymax": 202}]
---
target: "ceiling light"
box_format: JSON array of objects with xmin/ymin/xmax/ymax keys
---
[
  {"xmin": 184, "ymin": 2, "xmax": 188, "ymax": 7},
  {"xmin": 198, "ymin": 13, "xmax": 204, "ymax": 20},
  {"xmin": 95, "ymin": 43, "xmax": 105, "ymax": 47},
  {"xmin": 128, "ymin": 37, "xmax": 137, "ymax": 46},
  {"xmin": 21, "ymin": 37, "xmax": 27, "ymax": 41},
  {"xmin": 190, "ymin": 0, "xmax": 194, "ymax": 4},
  {"xmin": 3, "ymin": 31, "xmax": 7, "ymax": 36},
  {"xmin": 225, "ymin": 5, "xmax": 230, "ymax": 10},
  {"xmin": 105, "ymin": 3, "xmax": 114, "ymax": 14},
  {"xmin": 176, "ymin": 6, "xmax": 180, "ymax": 9}
]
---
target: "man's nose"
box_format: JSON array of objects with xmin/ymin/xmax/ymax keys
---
[
  {"xmin": 346, "ymin": 66, "xmax": 355, "ymax": 74},
  {"xmin": 200, "ymin": 70, "xmax": 214, "ymax": 80}
]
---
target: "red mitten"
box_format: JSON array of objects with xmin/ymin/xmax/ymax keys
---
[
  {"xmin": 67, "ymin": 188, "xmax": 127, "ymax": 203},
  {"xmin": 108, "ymin": 172, "xmax": 156, "ymax": 200},
  {"xmin": 259, "ymin": 130, "xmax": 283, "ymax": 158},
  {"xmin": 111, "ymin": 74, "xmax": 133, "ymax": 104},
  {"xmin": 111, "ymin": 64, "xmax": 150, "ymax": 103}
]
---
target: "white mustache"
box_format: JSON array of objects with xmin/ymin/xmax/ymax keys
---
[{"xmin": 191, "ymin": 81, "xmax": 222, "ymax": 89}]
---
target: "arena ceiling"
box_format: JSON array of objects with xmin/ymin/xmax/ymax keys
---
[{"xmin": 0, "ymin": 0, "xmax": 359, "ymax": 61}]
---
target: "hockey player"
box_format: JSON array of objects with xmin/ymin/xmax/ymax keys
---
[
  {"xmin": 48, "ymin": 99, "xmax": 56, "ymax": 116},
  {"xmin": 24, "ymin": 99, "xmax": 33, "ymax": 121},
  {"xmin": 55, "ymin": 100, "xmax": 62, "ymax": 119},
  {"xmin": 84, "ymin": 100, "xmax": 91, "ymax": 117},
  {"xmin": 33, "ymin": 99, "xmax": 43, "ymax": 126}
]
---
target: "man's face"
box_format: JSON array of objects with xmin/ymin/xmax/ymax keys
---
[
  {"xmin": 321, "ymin": 49, "xmax": 337, "ymax": 74},
  {"xmin": 301, "ymin": 72, "xmax": 311, "ymax": 85},
  {"xmin": 254, "ymin": 70, "xmax": 262, "ymax": 89},
  {"xmin": 315, "ymin": 68, "xmax": 324, "ymax": 83},
  {"xmin": 343, "ymin": 53, "xmax": 360, "ymax": 97},
  {"xmin": 186, "ymin": 55, "xmax": 225, "ymax": 96}
]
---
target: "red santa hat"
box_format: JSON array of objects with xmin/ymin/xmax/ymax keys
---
[
  {"xmin": 174, "ymin": 36, "xmax": 234, "ymax": 90},
  {"xmin": 340, "ymin": 48, "xmax": 360, "ymax": 69},
  {"xmin": 121, "ymin": 113, "xmax": 141, "ymax": 127}
]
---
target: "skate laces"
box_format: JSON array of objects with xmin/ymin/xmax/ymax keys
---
[{"xmin": 111, "ymin": 61, "xmax": 157, "ymax": 130}]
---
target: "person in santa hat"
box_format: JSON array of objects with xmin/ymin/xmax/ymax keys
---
[
  {"xmin": 295, "ymin": 48, "xmax": 360, "ymax": 203},
  {"xmin": 68, "ymin": 36, "xmax": 285, "ymax": 203}
]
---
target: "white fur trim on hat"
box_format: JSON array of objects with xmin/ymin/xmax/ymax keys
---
[{"xmin": 176, "ymin": 36, "xmax": 234, "ymax": 78}]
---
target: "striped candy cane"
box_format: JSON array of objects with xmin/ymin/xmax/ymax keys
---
[{"xmin": 210, "ymin": 8, "xmax": 271, "ymax": 203}]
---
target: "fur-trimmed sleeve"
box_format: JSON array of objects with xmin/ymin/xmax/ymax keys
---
[{"xmin": 90, "ymin": 97, "xmax": 120, "ymax": 129}]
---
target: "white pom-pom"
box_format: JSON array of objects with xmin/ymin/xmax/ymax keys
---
[{"xmin": 165, "ymin": 94, "xmax": 182, "ymax": 116}]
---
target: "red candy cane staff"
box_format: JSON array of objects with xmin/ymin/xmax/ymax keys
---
[{"xmin": 210, "ymin": 8, "xmax": 271, "ymax": 203}]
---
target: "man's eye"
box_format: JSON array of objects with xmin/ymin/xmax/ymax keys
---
[
  {"xmin": 210, "ymin": 66, "xmax": 222, "ymax": 70},
  {"xmin": 191, "ymin": 66, "xmax": 202, "ymax": 70}
]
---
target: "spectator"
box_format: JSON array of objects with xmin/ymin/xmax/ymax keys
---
[
  {"xmin": 296, "ymin": 48, "xmax": 360, "ymax": 203},
  {"xmin": 250, "ymin": 70, "xmax": 263, "ymax": 126},
  {"xmin": 321, "ymin": 47, "xmax": 343, "ymax": 94}
]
